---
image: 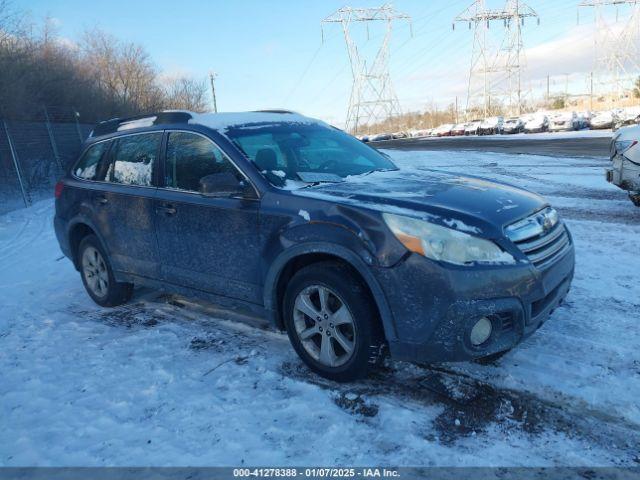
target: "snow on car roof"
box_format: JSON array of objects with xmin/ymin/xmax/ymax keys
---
[{"xmin": 190, "ymin": 111, "xmax": 323, "ymax": 131}]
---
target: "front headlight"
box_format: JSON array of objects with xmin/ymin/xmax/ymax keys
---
[{"xmin": 382, "ymin": 213, "xmax": 515, "ymax": 266}]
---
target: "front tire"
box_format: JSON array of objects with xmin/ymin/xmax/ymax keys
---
[
  {"xmin": 78, "ymin": 235, "xmax": 133, "ymax": 307},
  {"xmin": 283, "ymin": 262, "xmax": 385, "ymax": 382}
]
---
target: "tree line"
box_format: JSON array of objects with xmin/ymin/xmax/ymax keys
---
[{"xmin": 0, "ymin": 2, "xmax": 209, "ymax": 123}]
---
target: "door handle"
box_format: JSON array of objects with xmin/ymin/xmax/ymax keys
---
[
  {"xmin": 96, "ymin": 195, "xmax": 108, "ymax": 205},
  {"xmin": 156, "ymin": 204, "xmax": 177, "ymax": 216}
]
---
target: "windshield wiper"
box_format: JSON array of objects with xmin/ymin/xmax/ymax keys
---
[{"xmin": 360, "ymin": 167, "xmax": 398, "ymax": 177}]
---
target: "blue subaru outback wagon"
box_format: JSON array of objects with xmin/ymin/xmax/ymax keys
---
[{"xmin": 54, "ymin": 110, "xmax": 575, "ymax": 381}]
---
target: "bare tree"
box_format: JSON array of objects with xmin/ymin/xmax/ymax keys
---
[
  {"xmin": 0, "ymin": 7, "xmax": 210, "ymax": 122},
  {"xmin": 163, "ymin": 76, "xmax": 209, "ymax": 112}
]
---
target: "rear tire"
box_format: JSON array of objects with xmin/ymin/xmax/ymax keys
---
[
  {"xmin": 283, "ymin": 261, "xmax": 385, "ymax": 382},
  {"xmin": 78, "ymin": 235, "xmax": 133, "ymax": 307},
  {"xmin": 629, "ymin": 193, "xmax": 640, "ymax": 207}
]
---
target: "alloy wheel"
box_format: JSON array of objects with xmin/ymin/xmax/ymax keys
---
[
  {"xmin": 82, "ymin": 246, "xmax": 109, "ymax": 298},
  {"xmin": 292, "ymin": 285, "xmax": 357, "ymax": 368}
]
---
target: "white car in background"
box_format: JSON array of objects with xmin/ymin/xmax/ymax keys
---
[
  {"xmin": 613, "ymin": 107, "xmax": 640, "ymax": 131},
  {"xmin": 523, "ymin": 115, "xmax": 549, "ymax": 133},
  {"xmin": 478, "ymin": 116, "xmax": 504, "ymax": 135},
  {"xmin": 433, "ymin": 123, "xmax": 454, "ymax": 137},
  {"xmin": 549, "ymin": 111, "xmax": 578, "ymax": 132},
  {"xmin": 451, "ymin": 123, "xmax": 467, "ymax": 136},
  {"xmin": 591, "ymin": 110, "xmax": 616, "ymax": 130},
  {"xmin": 607, "ymin": 125, "xmax": 640, "ymax": 206},
  {"xmin": 464, "ymin": 119, "xmax": 483, "ymax": 135}
]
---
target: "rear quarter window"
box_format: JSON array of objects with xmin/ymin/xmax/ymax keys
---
[
  {"xmin": 108, "ymin": 133, "xmax": 162, "ymax": 186},
  {"xmin": 74, "ymin": 142, "xmax": 110, "ymax": 180}
]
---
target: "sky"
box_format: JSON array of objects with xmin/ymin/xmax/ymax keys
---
[{"xmin": 20, "ymin": 0, "xmax": 637, "ymax": 126}]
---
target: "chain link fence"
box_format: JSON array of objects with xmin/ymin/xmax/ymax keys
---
[{"xmin": 0, "ymin": 107, "xmax": 94, "ymax": 215}]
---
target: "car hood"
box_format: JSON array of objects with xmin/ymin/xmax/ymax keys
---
[{"xmin": 292, "ymin": 169, "xmax": 547, "ymax": 233}]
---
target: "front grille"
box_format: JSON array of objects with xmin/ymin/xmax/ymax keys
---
[{"xmin": 506, "ymin": 208, "xmax": 571, "ymax": 268}]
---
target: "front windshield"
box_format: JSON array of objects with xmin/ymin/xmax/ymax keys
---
[{"xmin": 225, "ymin": 123, "xmax": 397, "ymax": 187}]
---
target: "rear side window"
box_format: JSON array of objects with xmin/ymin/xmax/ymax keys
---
[
  {"xmin": 108, "ymin": 133, "xmax": 161, "ymax": 186},
  {"xmin": 74, "ymin": 142, "xmax": 109, "ymax": 180},
  {"xmin": 165, "ymin": 132, "xmax": 240, "ymax": 192}
]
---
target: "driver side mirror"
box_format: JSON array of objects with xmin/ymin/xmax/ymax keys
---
[{"xmin": 199, "ymin": 172, "xmax": 255, "ymax": 198}]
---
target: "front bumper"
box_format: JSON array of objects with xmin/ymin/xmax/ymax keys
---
[{"xmin": 374, "ymin": 244, "xmax": 575, "ymax": 363}]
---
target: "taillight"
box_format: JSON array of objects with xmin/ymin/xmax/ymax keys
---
[{"xmin": 54, "ymin": 181, "xmax": 64, "ymax": 199}]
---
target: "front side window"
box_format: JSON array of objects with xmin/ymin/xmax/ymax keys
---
[
  {"xmin": 165, "ymin": 132, "xmax": 240, "ymax": 192},
  {"xmin": 109, "ymin": 133, "xmax": 161, "ymax": 186},
  {"xmin": 74, "ymin": 141, "xmax": 110, "ymax": 180},
  {"xmin": 226, "ymin": 123, "xmax": 397, "ymax": 188}
]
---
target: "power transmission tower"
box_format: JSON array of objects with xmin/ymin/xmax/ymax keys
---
[
  {"xmin": 454, "ymin": 0, "xmax": 538, "ymax": 118},
  {"xmin": 578, "ymin": 0, "xmax": 640, "ymax": 107},
  {"xmin": 322, "ymin": 5, "xmax": 411, "ymax": 133}
]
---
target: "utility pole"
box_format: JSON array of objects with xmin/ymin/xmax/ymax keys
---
[
  {"xmin": 322, "ymin": 5, "xmax": 412, "ymax": 134},
  {"xmin": 455, "ymin": 96, "xmax": 459, "ymax": 123},
  {"xmin": 590, "ymin": 71, "xmax": 594, "ymax": 110},
  {"xmin": 454, "ymin": 0, "xmax": 538, "ymax": 118},
  {"xmin": 579, "ymin": 1, "xmax": 640, "ymax": 108},
  {"xmin": 209, "ymin": 72, "xmax": 218, "ymax": 113}
]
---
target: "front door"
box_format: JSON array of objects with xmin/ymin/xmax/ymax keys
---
[{"xmin": 154, "ymin": 131, "xmax": 262, "ymax": 304}]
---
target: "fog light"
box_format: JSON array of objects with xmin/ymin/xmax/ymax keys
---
[{"xmin": 470, "ymin": 317, "xmax": 492, "ymax": 346}]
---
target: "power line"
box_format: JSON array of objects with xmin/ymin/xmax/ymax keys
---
[
  {"xmin": 578, "ymin": 0, "xmax": 640, "ymax": 107},
  {"xmin": 454, "ymin": 0, "xmax": 539, "ymax": 117},
  {"xmin": 321, "ymin": 4, "xmax": 412, "ymax": 133}
]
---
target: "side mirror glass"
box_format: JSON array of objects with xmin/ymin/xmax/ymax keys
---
[{"xmin": 199, "ymin": 172, "xmax": 247, "ymax": 197}]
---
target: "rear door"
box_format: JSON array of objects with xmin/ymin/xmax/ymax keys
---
[
  {"xmin": 91, "ymin": 132, "xmax": 162, "ymax": 279},
  {"xmin": 153, "ymin": 130, "xmax": 262, "ymax": 303}
]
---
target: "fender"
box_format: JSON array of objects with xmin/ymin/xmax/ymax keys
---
[
  {"xmin": 66, "ymin": 213, "xmax": 111, "ymax": 270},
  {"xmin": 263, "ymin": 240, "xmax": 398, "ymax": 342}
]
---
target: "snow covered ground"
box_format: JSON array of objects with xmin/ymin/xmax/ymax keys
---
[{"xmin": 1, "ymin": 148, "xmax": 639, "ymax": 467}]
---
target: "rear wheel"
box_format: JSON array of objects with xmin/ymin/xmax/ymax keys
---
[
  {"xmin": 629, "ymin": 193, "xmax": 640, "ymax": 207},
  {"xmin": 78, "ymin": 235, "xmax": 133, "ymax": 307},
  {"xmin": 283, "ymin": 262, "xmax": 385, "ymax": 382}
]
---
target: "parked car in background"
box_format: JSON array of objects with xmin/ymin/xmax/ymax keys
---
[
  {"xmin": 577, "ymin": 111, "xmax": 592, "ymax": 129},
  {"xmin": 591, "ymin": 110, "xmax": 615, "ymax": 130},
  {"xmin": 464, "ymin": 120, "xmax": 483, "ymax": 136},
  {"xmin": 549, "ymin": 112, "xmax": 578, "ymax": 132},
  {"xmin": 613, "ymin": 107, "xmax": 640, "ymax": 131},
  {"xmin": 412, "ymin": 129, "xmax": 432, "ymax": 138},
  {"xmin": 606, "ymin": 124, "xmax": 640, "ymax": 207},
  {"xmin": 451, "ymin": 123, "xmax": 467, "ymax": 136},
  {"xmin": 359, "ymin": 135, "xmax": 370, "ymax": 143},
  {"xmin": 369, "ymin": 133, "xmax": 392, "ymax": 142},
  {"xmin": 503, "ymin": 117, "xmax": 525, "ymax": 134},
  {"xmin": 433, "ymin": 123, "xmax": 454, "ymax": 137},
  {"xmin": 524, "ymin": 115, "xmax": 549, "ymax": 133},
  {"xmin": 478, "ymin": 116, "xmax": 504, "ymax": 135},
  {"xmin": 392, "ymin": 131, "xmax": 408, "ymax": 139},
  {"xmin": 54, "ymin": 110, "xmax": 575, "ymax": 381}
]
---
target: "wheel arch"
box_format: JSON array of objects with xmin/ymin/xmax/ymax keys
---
[
  {"xmin": 67, "ymin": 218, "xmax": 108, "ymax": 270},
  {"xmin": 264, "ymin": 243, "xmax": 397, "ymax": 342}
]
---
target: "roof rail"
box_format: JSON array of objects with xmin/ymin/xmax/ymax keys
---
[
  {"xmin": 90, "ymin": 110, "xmax": 194, "ymax": 137},
  {"xmin": 253, "ymin": 109, "xmax": 297, "ymax": 114}
]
